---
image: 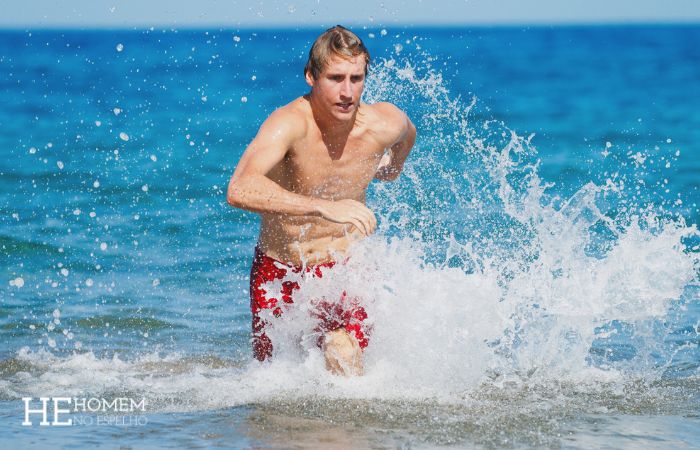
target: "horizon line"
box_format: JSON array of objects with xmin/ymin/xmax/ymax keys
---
[{"xmin": 1, "ymin": 19, "xmax": 699, "ymax": 31}]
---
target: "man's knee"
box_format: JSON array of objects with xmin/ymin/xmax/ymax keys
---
[
  {"xmin": 325, "ymin": 328, "xmax": 358, "ymax": 354},
  {"xmin": 323, "ymin": 328, "xmax": 364, "ymax": 376}
]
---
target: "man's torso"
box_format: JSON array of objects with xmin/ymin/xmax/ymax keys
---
[{"xmin": 257, "ymin": 96, "xmax": 394, "ymax": 265}]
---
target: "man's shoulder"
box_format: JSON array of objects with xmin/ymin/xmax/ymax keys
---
[
  {"xmin": 364, "ymin": 101, "xmax": 405, "ymax": 120},
  {"xmin": 362, "ymin": 102, "xmax": 408, "ymax": 141},
  {"xmin": 260, "ymin": 97, "xmax": 309, "ymax": 141}
]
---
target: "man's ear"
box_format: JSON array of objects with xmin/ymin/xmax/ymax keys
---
[{"xmin": 305, "ymin": 70, "xmax": 315, "ymax": 87}]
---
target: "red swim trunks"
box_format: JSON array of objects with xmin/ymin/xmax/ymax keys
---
[{"xmin": 249, "ymin": 247, "xmax": 370, "ymax": 361}]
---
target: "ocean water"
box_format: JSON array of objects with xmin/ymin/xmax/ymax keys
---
[{"xmin": 1, "ymin": 25, "xmax": 699, "ymax": 449}]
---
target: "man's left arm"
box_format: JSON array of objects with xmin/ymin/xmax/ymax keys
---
[{"xmin": 374, "ymin": 105, "xmax": 416, "ymax": 182}]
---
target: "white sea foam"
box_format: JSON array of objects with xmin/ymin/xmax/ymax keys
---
[
  {"xmin": 5, "ymin": 200, "xmax": 697, "ymax": 411},
  {"xmin": 4, "ymin": 214, "xmax": 695, "ymax": 411}
]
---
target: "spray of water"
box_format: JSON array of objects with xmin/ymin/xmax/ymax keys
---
[{"xmin": 233, "ymin": 56, "xmax": 700, "ymax": 406}]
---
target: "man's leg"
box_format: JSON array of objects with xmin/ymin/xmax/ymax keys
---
[{"xmin": 323, "ymin": 328, "xmax": 364, "ymax": 376}]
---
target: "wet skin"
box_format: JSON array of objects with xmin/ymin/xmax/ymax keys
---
[{"xmin": 227, "ymin": 54, "xmax": 416, "ymax": 375}]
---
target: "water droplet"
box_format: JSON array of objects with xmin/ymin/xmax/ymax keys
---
[
  {"xmin": 119, "ymin": 132, "xmax": 129, "ymax": 141},
  {"xmin": 116, "ymin": 43, "xmax": 124, "ymax": 52}
]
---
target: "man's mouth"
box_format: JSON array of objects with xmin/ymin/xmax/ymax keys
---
[{"xmin": 336, "ymin": 102, "xmax": 353, "ymax": 111}]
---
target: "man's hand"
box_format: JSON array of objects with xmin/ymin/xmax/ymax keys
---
[
  {"xmin": 374, "ymin": 152, "xmax": 401, "ymax": 181},
  {"xmin": 315, "ymin": 199, "xmax": 377, "ymax": 236}
]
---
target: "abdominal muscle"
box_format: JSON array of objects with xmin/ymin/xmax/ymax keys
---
[{"xmin": 257, "ymin": 214, "xmax": 365, "ymax": 266}]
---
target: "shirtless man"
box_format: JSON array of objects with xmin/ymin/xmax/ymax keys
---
[{"xmin": 226, "ymin": 25, "xmax": 416, "ymax": 376}]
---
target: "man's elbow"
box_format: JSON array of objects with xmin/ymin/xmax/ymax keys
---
[
  {"xmin": 226, "ymin": 181, "xmax": 244, "ymax": 208},
  {"xmin": 226, "ymin": 193, "xmax": 239, "ymax": 208}
]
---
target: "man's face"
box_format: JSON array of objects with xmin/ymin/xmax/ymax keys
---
[{"xmin": 306, "ymin": 55, "xmax": 366, "ymax": 121}]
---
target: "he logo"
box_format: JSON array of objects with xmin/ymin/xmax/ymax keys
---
[{"xmin": 22, "ymin": 397, "xmax": 73, "ymax": 426}]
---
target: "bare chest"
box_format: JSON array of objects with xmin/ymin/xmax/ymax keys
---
[{"xmin": 281, "ymin": 135, "xmax": 384, "ymax": 199}]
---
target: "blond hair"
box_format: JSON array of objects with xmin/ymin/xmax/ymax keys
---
[{"xmin": 304, "ymin": 25, "xmax": 370, "ymax": 80}]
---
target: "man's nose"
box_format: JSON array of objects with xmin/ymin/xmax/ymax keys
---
[{"xmin": 340, "ymin": 79, "xmax": 352, "ymax": 98}]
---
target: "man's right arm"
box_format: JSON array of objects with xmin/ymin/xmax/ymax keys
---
[
  {"xmin": 226, "ymin": 109, "xmax": 377, "ymax": 235},
  {"xmin": 226, "ymin": 109, "xmax": 321, "ymax": 216}
]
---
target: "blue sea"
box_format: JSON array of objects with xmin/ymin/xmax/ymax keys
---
[{"xmin": 1, "ymin": 25, "xmax": 699, "ymax": 449}]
